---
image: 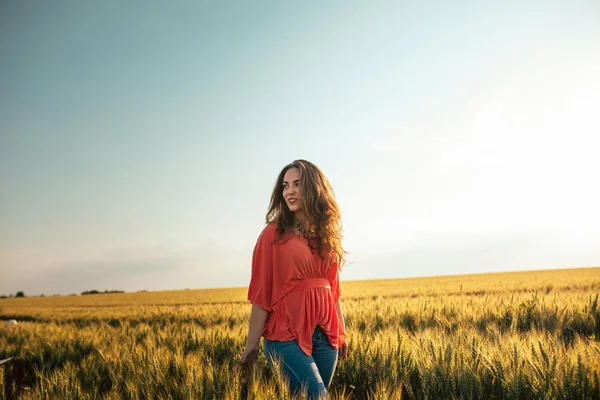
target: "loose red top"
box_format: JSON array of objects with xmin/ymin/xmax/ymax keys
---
[{"xmin": 247, "ymin": 223, "xmax": 346, "ymax": 356}]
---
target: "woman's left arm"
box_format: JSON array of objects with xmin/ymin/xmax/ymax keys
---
[
  {"xmin": 335, "ymin": 298, "xmax": 345, "ymax": 330},
  {"xmin": 335, "ymin": 298, "xmax": 348, "ymax": 359}
]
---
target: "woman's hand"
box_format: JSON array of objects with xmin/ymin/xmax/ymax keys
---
[
  {"xmin": 234, "ymin": 346, "xmax": 259, "ymax": 374},
  {"xmin": 235, "ymin": 305, "xmax": 269, "ymax": 374},
  {"xmin": 338, "ymin": 342, "xmax": 348, "ymax": 359}
]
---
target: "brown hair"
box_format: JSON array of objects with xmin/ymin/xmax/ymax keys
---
[{"xmin": 266, "ymin": 159, "xmax": 346, "ymax": 268}]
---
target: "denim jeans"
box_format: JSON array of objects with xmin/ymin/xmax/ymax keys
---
[{"xmin": 264, "ymin": 326, "xmax": 338, "ymax": 399}]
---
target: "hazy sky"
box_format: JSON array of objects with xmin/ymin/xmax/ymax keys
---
[{"xmin": 1, "ymin": 1, "xmax": 599, "ymax": 296}]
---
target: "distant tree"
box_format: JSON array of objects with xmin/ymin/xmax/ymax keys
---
[
  {"xmin": 15, "ymin": 291, "xmax": 25, "ymax": 298},
  {"xmin": 0, "ymin": 295, "xmax": 6, "ymax": 299},
  {"xmin": 81, "ymin": 289, "xmax": 124, "ymax": 295}
]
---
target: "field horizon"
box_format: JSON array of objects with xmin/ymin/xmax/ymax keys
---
[
  {"xmin": 1, "ymin": 266, "xmax": 598, "ymax": 309},
  {"xmin": 2, "ymin": 265, "xmax": 598, "ymax": 304}
]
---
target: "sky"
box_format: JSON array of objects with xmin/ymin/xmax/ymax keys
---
[{"xmin": 1, "ymin": 1, "xmax": 599, "ymax": 296}]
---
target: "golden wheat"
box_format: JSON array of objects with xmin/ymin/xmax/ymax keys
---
[{"xmin": 1, "ymin": 267, "xmax": 599, "ymax": 399}]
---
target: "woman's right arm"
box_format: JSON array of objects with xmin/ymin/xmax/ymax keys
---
[
  {"xmin": 237, "ymin": 225, "xmax": 275, "ymax": 372},
  {"xmin": 244, "ymin": 304, "xmax": 270, "ymax": 350},
  {"xmin": 235, "ymin": 304, "xmax": 270, "ymax": 371}
]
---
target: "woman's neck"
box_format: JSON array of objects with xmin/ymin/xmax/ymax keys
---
[{"xmin": 294, "ymin": 212, "xmax": 308, "ymax": 231}]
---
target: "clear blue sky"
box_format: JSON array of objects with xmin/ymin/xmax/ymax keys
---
[{"xmin": 1, "ymin": 1, "xmax": 599, "ymax": 296}]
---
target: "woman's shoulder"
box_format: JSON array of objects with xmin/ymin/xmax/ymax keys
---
[{"xmin": 258, "ymin": 223, "xmax": 279, "ymax": 240}]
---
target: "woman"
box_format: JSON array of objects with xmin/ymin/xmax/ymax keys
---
[{"xmin": 235, "ymin": 159, "xmax": 348, "ymax": 399}]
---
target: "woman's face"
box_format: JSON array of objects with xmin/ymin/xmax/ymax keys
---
[{"xmin": 282, "ymin": 167, "xmax": 302, "ymax": 213}]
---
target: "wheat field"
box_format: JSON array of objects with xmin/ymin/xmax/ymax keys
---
[{"xmin": 1, "ymin": 267, "xmax": 599, "ymax": 399}]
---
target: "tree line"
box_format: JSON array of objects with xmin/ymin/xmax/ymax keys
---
[{"xmin": 0, "ymin": 290, "xmax": 125, "ymax": 298}]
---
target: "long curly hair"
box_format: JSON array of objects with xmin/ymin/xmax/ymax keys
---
[{"xmin": 266, "ymin": 160, "xmax": 346, "ymax": 268}]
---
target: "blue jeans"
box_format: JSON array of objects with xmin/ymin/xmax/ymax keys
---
[{"xmin": 264, "ymin": 326, "xmax": 338, "ymax": 399}]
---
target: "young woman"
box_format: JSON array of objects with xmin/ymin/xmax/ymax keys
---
[{"xmin": 235, "ymin": 159, "xmax": 348, "ymax": 399}]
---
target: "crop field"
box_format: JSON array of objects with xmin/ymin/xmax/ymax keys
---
[{"xmin": 1, "ymin": 267, "xmax": 599, "ymax": 399}]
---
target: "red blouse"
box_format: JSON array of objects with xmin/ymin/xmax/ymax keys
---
[{"xmin": 247, "ymin": 223, "xmax": 346, "ymax": 356}]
